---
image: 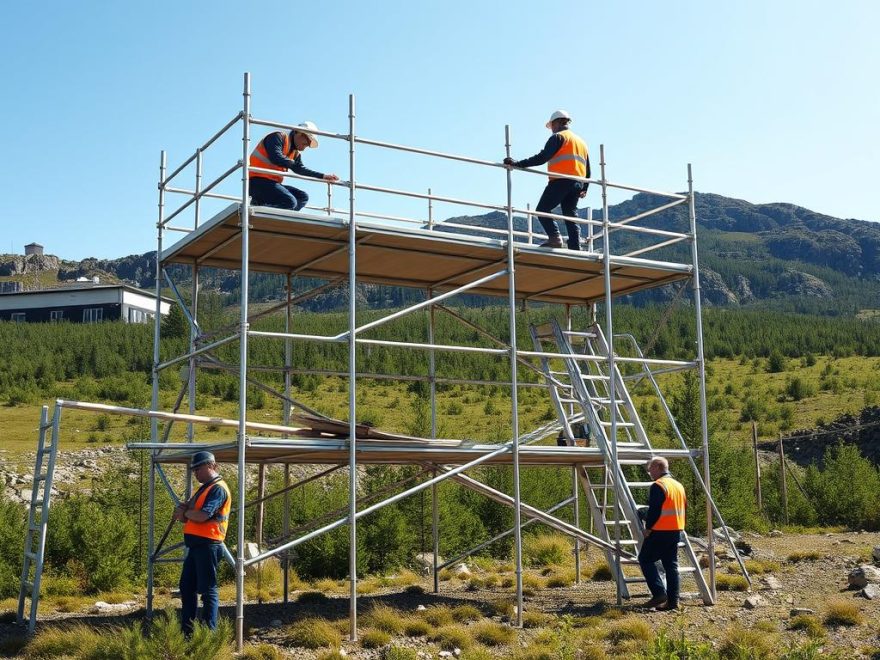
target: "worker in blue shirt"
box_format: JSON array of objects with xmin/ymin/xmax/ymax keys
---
[
  {"xmin": 504, "ymin": 110, "xmax": 590, "ymax": 250},
  {"xmin": 248, "ymin": 121, "xmax": 339, "ymax": 211}
]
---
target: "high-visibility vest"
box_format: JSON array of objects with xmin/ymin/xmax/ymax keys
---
[
  {"xmin": 249, "ymin": 131, "xmax": 297, "ymax": 182},
  {"xmin": 183, "ymin": 478, "xmax": 232, "ymax": 542},
  {"xmin": 547, "ymin": 130, "xmax": 589, "ymax": 181},
  {"xmin": 652, "ymin": 475, "xmax": 686, "ymax": 531}
]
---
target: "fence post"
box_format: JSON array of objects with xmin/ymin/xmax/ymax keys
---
[
  {"xmin": 778, "ymin": 436, "xmax": 789, "ymax": 525},
  {"xmin": 752, "ymin": 422, "xmax": 762, "ymax": 512}
]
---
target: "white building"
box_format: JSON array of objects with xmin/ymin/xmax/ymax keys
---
[{"xmin": 0, "ymin": 283, "xmax": 171, "ymax": 324}]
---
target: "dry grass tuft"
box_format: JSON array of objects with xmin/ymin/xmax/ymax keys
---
[
  {"xmin": 471, "ymin": 621, "xmax": 516, "ymax": 647},
  {"xmin": 605, "ymin": 615, "xmax": 652, "ymax": 643},
  {"xmin": 360, "ymin": 628, "xmax": 391, "ymax": 649},
  {"xmin": 823, "ymin": 597, "xmax": 863, "ymax": 626},
  {"xmin": 718, "ymin": 625, "xmax": 778, "ymax": 659},
  {"xmin": 420, "ymin": 604, "xmax": 454, "ymax": 627},
  {"xmin": 787, "ymin": 550, "xmax": 823, "ymax": 563},
  {"xmin": 286, "ymin": 617, "xmax": 342, "ymax": 650},
  {"xmin": 430, "ymin": 624, "xmax": 473, "ymax": 651},
  {"xmin": 402, "ymin": 617, "xmax": 431, "ymax": 637},
  {"xmin": 523, "ymin": 533, "xmax": 572, "ymax": 567},
  {"xmin": 522, "ymin": 611, "xmax": 553, "ymax": 628},
  {"xmin": 716, "ymin": 573, "xmax": 749, "ymax": 591},
  {"xmin": 363, "ymin": 604, "xmax": 404, "ymax": 634},
  {"xmin": 789, "ymin": 614, "xmax": 826, "ymax": 639},
  {"xmin": 451, "ymin": 604, "xmax": 483, "ymax": 623},
  {"xmin": 240, "ymin": 642, "xmax": 286, "ymax": 660}
]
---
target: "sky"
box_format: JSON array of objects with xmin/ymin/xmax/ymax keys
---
[{"xmin": 1, "ymin": 0, "xmax": 878, "ymax": 260}]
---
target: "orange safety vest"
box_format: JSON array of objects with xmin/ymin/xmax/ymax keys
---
[
  {"xmin": 652, "ymin": 475, "xmax": 686, "ymax": 531},
  {"xmin": 547, "ymin": 130, "xmax": 589, "ymax": 181},
  {"xmin": 249, "ymin": 131, "xmax": 298, "ymax": 182},
  {"xmin": 183, "ymin": 478, "xmax": 232, "ymax": 542}
]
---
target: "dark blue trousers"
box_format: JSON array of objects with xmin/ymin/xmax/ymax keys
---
[
  {"xmin": 179, "ymin": 542, "xmax": 223, "ymax": 635},
  {"xmin": 249, "ymin": 177, "xmax": 309, "ymax": 211},
  {"xmin": 535, "ymin": 179, "xmax": 587, "ymax": 249},
  {"xmin": 638, "ymin": 530, "xmax": 682, "ymax": 605}
]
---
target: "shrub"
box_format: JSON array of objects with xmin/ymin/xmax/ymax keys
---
[
  {"xmin": 421, "ymin": 604, "xmax": 454, "ymax": 627},
  {"xmin": 296, "ymin": 590, "xmax": 331, "ymax": 605},
  {"xmin": 240, "ymin": 643, "xmax": 285, "ymax": 660},
  {"xmin": 383, "ymin": 647, "xmax": 418, "ymax": 660},
  {"xmin": 643, "ymin": 629, "xmax": 715, "ymax": 659},
  {"xmin": 488, "ymin": 600, "xmax": 515, "ymax": 619},
  {"xmin": 430, "ymin": 624, "xmax": 473, "ymax": 651},
  {"xmin": 716, "ymin": 574, "xmax": 749, "ymax": 591},
  {"xmin": 605, "ymin": 616, "xmax": 652, "ymax": 643},
  {"xmin": 787, "ymin": 551, "xmax": 822, "ymax": 563},
  {"xmin": 23, "ymin": 624, "xmax": 103, "ymax": 659},
  {"xmin": 590, "ymin": 563, "xmax": 613, "ymax": 581},
  {"xmin": 402, "ymin": 617, "xmax": 431, "ymax": 637},
  {"xmin": 523, "ymin": 533, "xmax": 570, "ymax": 567},
  {"xmin": 823, "ymin": 597, "xmax": 862, "ymax": 626},
  {"xmin": 286, "ymin": 617, "xmax": 342, "ymax": 649},
  {"xmin": 719, "ymin": 625, "xmax": 778, "ymax": 659},
  {"xmin": 471, "ymin": 621, "xmax": 515, "ymax": 647},
  {"xmin": 364, "ymin": 604, "xmax": 404, "ymax": 634},
  {"xmin": 361, "ymin": 628, "xmax": 391, "ymax": 649},
  {"xmin": 546, "ymin": 570, "xmax": 576, "ymax": 588},
  {"xmin": 451, "ymin": 604, "xmax": 483, "ymax": 623},
  {"xmin": 789, "ymin": 614, "xmax": 826, "ymax": 639},
  {"xmin": 522, "ymin": 611, "xmax": 553, "ymax": 628}
]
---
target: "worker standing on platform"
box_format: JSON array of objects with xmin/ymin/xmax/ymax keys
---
[
  {"xmin": 249, "ymin": 122, "xmax": 339, "ymax": 211},
  {"xmin": 174, "ymin": 451, "xmax": 231, "ymax": 635},
  {"xmin": 504, "ymin": 110, "xmax": 590, "ymax": 250},
  {"xmin": 638, "ymin": 456, "xmax": 687, "ymax": 611}
]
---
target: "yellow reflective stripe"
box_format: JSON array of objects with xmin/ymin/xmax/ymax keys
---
[
  {"xmin": 659, "ymin": 509, "xmax": 686, "ymax": 517},
  {"xmin": 250, "ymin": 151, "xmax": 278, "ymax": 168}
]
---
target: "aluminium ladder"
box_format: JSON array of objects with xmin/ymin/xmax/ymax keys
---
[
  {"xmin": 530, "ymin": 318, "xmax": 712, "ymax": 604},
  {"xmin": 17, "ymin": 405, "xmax": 60, "ymax": 633}
]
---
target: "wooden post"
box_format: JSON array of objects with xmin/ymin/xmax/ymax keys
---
[
  {"xmin": 778, "ymin": 436, "xmax": 789, "ymax": 525},
  {"xmin": 752, "ymin": 422, "xmax": 762, "ymax": 512}
]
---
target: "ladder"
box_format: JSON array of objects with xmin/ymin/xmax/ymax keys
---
[
  {"xmin": 17, "ymin": 405, "xmax": 60, "ymax": 633},
  {"xmin": 530, "ymin": 318, "xmax": 712, "ymax": 604}
]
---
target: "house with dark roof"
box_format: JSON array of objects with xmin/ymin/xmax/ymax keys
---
[{"xmin": 0, "ymin": 283, "xmax": 171, "ymax": 324}]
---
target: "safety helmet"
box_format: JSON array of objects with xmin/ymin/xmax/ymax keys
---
[
  {"xmin": 190, "ymin": 451, "xmax": 216, "ymax": 469},
  {"xmin": 296, "ymin": 121, "xmax": 320, "ymax": 148},
  {"xmin": 545, "ymin": 110, "xmax": 572, "ymax": 128}
]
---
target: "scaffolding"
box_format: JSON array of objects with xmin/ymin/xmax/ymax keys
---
[{"xmin": 18, "ymin": 73, "xmax": 750, "ymax": 649}]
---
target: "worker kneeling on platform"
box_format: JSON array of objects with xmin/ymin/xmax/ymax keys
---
[
  {"xmin": 173, "ymin": 451, "xmax": 231, "ymax": 635},
  {"xmin": 249, "ymin": 121, "xmax": 339, "ymax": 211},
  {"xmin": 638, "ymin": 456, "xmax": 686, "ymax": 611}
]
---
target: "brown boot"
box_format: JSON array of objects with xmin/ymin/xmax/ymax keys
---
[
  {"xmin": 642, "ymin": 595, "xmax": 667, "ymax": 608},
  {"xmin": 540, "ymin": 237, "xmax": 564, "ymax": 248}
]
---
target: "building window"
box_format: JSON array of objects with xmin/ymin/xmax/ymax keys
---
[
  {"xmin": 11, "ymin": 312, "xmax": 25, "ymax": 322},
  {"xmin": 83, "ymin": 308, "xmax": 103, "ymax": 323},
  {"xmin": 50, "ymin": 310, "xmax": 64, "ymax": 322}
]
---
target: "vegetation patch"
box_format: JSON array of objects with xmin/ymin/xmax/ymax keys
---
[
  {"xmin": 605, "ymin": 615, "xmax": 652, "ymax": 643},
  {"xmin": 718, "ymin": 625, "xmax": 778, "ymax": 659},
  {"xmin": 382, "ymin": 647, "xmax": 419, "ymax": 660},
  {"xmin": 716, "ymin": 573, "xmax": 750, "ymax": 591},
  {"xmin": 789, "ymin": 614, "xmax": 826, "ymax": 639},
  {"xmin": 420, "ymin": 604, "xmax": 454, "ymax": 627},
  {"xmin": 363, "ymin": 604, "xmax": 404, "ymax": 634},
  {"xmin": 240, "ymin": 642, "xmax": 286, "ymax": 660},
  {"xmin": 430, "ymin": 624, "xmax": 473, "ymax": 651},
  {"xmin": 402, "ymin": 617, "xmax": 431, "ymax": 637},
  {"xmin": 286, "ymin": 617, "xmax": 342, "ymax": 649},
  {"xmin": 787, "ymin": 551, "xmax": 823, "ymax": 563},
  {"xmin": 523, "ymin": 533, "xmax": 571, "ymax": 567},
  {"xmin": 823, "ymin": 597, "xmax": 863, "ymax": 626},
  {"xmin": 361, "ymin": 628, "xmax": 392, "ymax": 649},
  {"xmin": 451, "ymin": 604, "xmax": 483, "ymax": 622},
  {"xmin": 471, "ymin": 621, "xmax": 516, "ymax": 647}
]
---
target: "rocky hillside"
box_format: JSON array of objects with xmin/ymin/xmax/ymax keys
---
[{"xmin": 3, "ymin": 193, "xmax": 880, "ymax": 314}]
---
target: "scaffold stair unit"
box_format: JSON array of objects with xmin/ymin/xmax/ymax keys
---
[
  {"xmin": 16, "ymin": 406, "xmax": 59, "ymax": 634},
  {"xmin": 530, "ymin": 318, "xmax": 712, "ymax": 603}
]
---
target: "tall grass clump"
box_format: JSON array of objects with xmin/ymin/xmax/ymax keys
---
[
  {"xmin": 286, "ymin": 617, "xmax": 343, "ymax": 649},
  {"xmin": 523, "ymin": 533, "xmax": 571, "ymax": 567},
  {"xmin": 718, "ymin": 625, "xmax": 778, "ymax": 659},
  {"xmin": 823, "ymin": 597, "xmax": 863, "ymax": 626}
]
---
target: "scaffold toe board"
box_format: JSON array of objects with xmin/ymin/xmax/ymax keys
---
[{"xmin": 160, "ymin": 204, "xmax": 691, "ymax": 305}]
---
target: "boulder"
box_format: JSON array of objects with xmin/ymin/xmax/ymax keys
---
[
  {"xmin": 413, "ymin": 552, "xmax": 443, "ymax": 576},
  {"xmin": 872, "ymin": 546, "xmax": 880, "ymax": 563},
  {"xmin": 743, "ymin": 596, "xmax": 764, "ymax": 609},
  {"xmin": 454, "ymin": 563, "xmax": 471, "ymax": 578},
  {"xmin": 769, "ymin": 530, "xmax": 783, "ymax": 538},
  {"xmin": 89, "ymin": 600, "xmax": 138, "ymax": 614},
  {"xmin": 761, "ymin": 576, "xmax": 783, "ymax": 591},
  {"xmin": 862, "ymin": 584, "xmax": 880, "ymax": 600},
  {"xmin": 847, "ymin": 565, "xmax": 880, "ymax": 589},
  {"xmin": 790, "ymin": 608, "xmax": 815, "ymax": 616}
]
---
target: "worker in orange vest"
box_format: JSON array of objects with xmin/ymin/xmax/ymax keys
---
[
  {"xmin": 173, "ymin": 451, "xmax": 232, "ymax": 635},
  {"xmin": 504, "ymin": 110, "xmax": 590, "ymax": 250},
  {"xmin": 638, "ymin": 456, "xmax": 687, "ymax": 611},
  {"xmin": 249, "ymin": 121, "xmax": 339, "ymax": 211}
]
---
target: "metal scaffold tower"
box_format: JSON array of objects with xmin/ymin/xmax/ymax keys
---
[{"xmin": 18, "ymin": 73, "xmax": 749, "ymax": 650}]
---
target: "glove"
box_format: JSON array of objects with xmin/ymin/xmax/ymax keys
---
[{"xmin": 503, "ymin": 157, "xmax": 516, "ymax": 166}]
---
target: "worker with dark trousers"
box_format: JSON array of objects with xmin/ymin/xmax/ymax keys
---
[
  {"xmin": 174, "ymin": 451, "xmax": 231, "ymax": 635},
  {"xmin": 248, "ymin": 121, "xmax": 339, "ymax": 211},
  {"xmin": 504, "ymin": 110, "xmax": 590, "ymax": 250},
  {"xmin": 638, "ymin": 456, "xmax": 687, "ymax": 611}
]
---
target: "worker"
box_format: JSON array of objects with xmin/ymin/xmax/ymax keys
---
[
  {"xmin": 638, "ymin": 456, "xmax": 687, "ymax": 611},
  {"xmin": 503, "ymin": 110, "xmax": 590, "ymax": 250},
  {"xmin": 174, "ymin": 451, "xmax": 231, "ymax": 635},
  {"xmin": 248, "ymin": 121, "xmax": 339, "ymax": 211}
]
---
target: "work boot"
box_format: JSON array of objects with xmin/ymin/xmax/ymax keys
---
[
  {"xmin": 654, "ymin": 601, "xmax": 679, "ymax": 612},
  {"xmin": 539, "ymin": 237, "xmax": 564, "ymax": 249},
  {"xmin": 642, "ymin": 595, "xmax": 667, "ymax": 608}
]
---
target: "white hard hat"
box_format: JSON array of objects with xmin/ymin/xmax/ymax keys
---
[
  {"xmin": 546, "ymin": 110, "xmax": 572, "ymax": 128},
  {"xmin": 296, "ymin": 121, "xmax": 319, "ymax": 148}
]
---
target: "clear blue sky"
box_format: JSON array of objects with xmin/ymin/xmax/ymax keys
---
[{"xmin": 1, "ymin": 1, "xmax": 877, "ymax": 260}]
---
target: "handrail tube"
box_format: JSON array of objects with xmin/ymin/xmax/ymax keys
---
[
  {"xmin": 592, "ymin": 197, "xmax": 689, "ymax": 240},
  {"xmin": 624, "ymin": 236, "xmax": 689, "ymax": 258},
  {"xmin": 234, "ymin": 466, "xmax": 342, "ymax": 513},
  {"xmin": 248, "ymin": 165, "xmax": 350, "ymax": 188},
  {"xmin": 355, "ymin": 182, "xmax": 506, "ymax": 213},
  {"xmin": 156, "ymin": 332, "xmax": 240, "ymax": 372},
  {"xmin": 162, "ymin": 111, "xmax": 244, "ymax": 185},
  {"xmin": 603, "ymin": 180, "xmax": 688, "ymax": 200},
  {"xmin": 164, "ymin": 186, "xmax": 241, "ymax": 203},
  {"xmin": 162, "ymin": 161, "xmax": 242, "ymax": 227},
  {"xmin": 518, "ymin": 349, "xmax": 694, "ymax": 367},
  {"xmin": 248, "ymin": 330, "xmax": 508, "ymax": 356},
  {"xmin": 250, "ymin": 116, "xmax": 348, "ymax": 142}
]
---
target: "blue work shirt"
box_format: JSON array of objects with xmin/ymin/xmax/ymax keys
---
[
  {"xmin": 262, "ymin": 131, "xmax": 325, "ymax": 180},
  {"xmin": 184, "ymin": 479, "xmax": 229, "ymax": 547}
]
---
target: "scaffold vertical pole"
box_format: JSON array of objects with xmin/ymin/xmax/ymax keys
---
[
  {"xmin": 347, "ymin": 92, "xmax": 359, "ymax": 642},
  {"xmin": 504, "ymin": 124, "xmax": 524, "ymax": 627},
  {"xmin": 600, "ymin": 144, "xmax": 623, "ymax": 606},
  {"xmin": 147, "ymin": 149, "xmax": 166, "ymax": 620},
  {"xmin": 235, "ymin": 71, "xmax": 251, "ymax": 652},
  {"xmin": 688, "ymin": 164, "xmax": 715, "ymax": 601},
  {"xmin": 429, "ymin": 291, "xmax": 440, "ymax": 591},
  {"xmin": 566, "ymin": 305, "xmax": 582, "ymax": 584},
  {"xmin": 283, "ymin": 272, "xmax": 292, "ymax": 602}
]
